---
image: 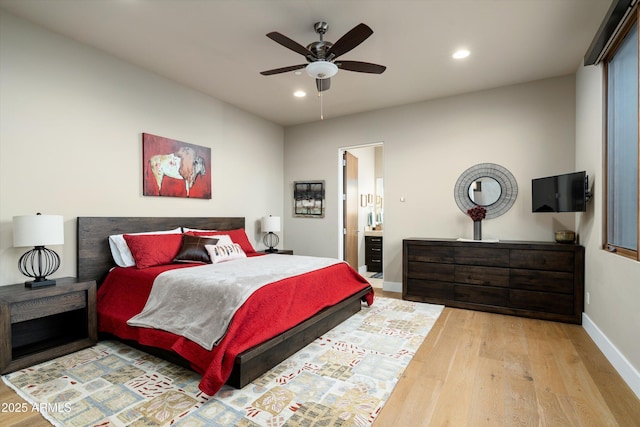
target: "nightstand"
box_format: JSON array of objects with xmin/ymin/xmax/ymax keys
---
[
  {"xmin": 261, "ymin": 249, "xmax": 294, "ymax": 255},
  {"xmin": 0, "ymin": 277, "xmax": 97, "ymax": 374}
]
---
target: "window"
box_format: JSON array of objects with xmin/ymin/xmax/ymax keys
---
[{"xmin": 604, "ymin": 9, "xmax": 639, "ymax": 260}]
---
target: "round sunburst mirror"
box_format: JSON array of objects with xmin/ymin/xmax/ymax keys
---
[{"xmin": 454, "ymin": 163, "xmax": 518, "ymax": 219}]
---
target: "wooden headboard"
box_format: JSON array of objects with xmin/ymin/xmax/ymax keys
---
[{"xmin": 77, "ymin": 216, "xmax": 245, "ymax": 283}]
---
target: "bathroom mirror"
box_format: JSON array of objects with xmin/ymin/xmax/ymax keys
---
[{"xmin": 454, "ymin": 163, "xmax": 518, "ymax": 219}]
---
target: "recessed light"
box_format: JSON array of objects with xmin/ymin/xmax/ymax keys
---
[
  {"xmin": 452, "ymin": 49, "xmax": 470, "ymax": 59},
  {"xmin": 294, "ymin": 70, "xmax": 303, "ymax": 76},
  {"xmin": 293, "ymin": 90, "xmax": 306, "ymax": 98}
]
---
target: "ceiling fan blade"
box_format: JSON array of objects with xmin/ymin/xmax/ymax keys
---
[
  {"xmin": 260, "ymin": 64, "xmax": 307, "ymax": 76},
  {"xmin": 337, "ymin": 60, "xmax": 386, "ymax": 74},
  {"xmin": 266, "ymin": 32, "xmax": 315, "ymax": 58},
  {"xmin": 316, "ymin": 78, "xmax": 331, "ymax": 92},
  {"xmin": 327, "ymin": 23, "xmax": 373, "ymax": 59}
]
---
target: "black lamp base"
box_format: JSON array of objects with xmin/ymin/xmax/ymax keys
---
[
  {"xmin": 25, "ymin": 278, "xmax": 57, "ymax": 288},
  {"xmin": 18, "ymin": 246, "xmax": 60, "ymax": 289},
  {"xmin": 263, "ymin": 232, "xmax": 280, "ymax": 253}
]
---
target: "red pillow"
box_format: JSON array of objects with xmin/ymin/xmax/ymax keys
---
[
  {"xmin": 123, "ymin": 233, "xmax": 184, "ymax": 269},
  {"xmin": 186, "ymin": 228, "xmax": 256, "ymax": 254}
]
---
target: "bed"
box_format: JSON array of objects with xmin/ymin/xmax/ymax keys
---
[{"xmin": 76, "ymin": 216, "xmax": 373, "ymax": 395}]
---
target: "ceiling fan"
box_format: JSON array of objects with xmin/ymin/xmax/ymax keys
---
[{"xmin": 260, "ymin": 22, "xmax": 386, "ymax": 92}]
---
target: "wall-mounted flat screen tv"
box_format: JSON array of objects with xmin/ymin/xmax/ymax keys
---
[{"xmin": 532, "ymin": 171, "xmax": 589, "ymax": 212}]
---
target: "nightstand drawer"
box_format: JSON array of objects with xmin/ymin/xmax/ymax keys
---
[{"xmin": 11, "ymin": 291, "xmax": 86, "ymax": 323}]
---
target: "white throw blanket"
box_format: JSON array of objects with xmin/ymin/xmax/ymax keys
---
[{"xmin": 127, "ymin": 254, "xmax": 342, "ymax": 350}]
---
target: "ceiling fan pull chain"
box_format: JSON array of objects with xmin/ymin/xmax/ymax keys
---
[{"xmin": 319, "ymin": 90, "xmax": 324, "ymax": 120}]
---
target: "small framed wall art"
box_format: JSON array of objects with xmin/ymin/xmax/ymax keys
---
[
  {"xmin": 293, "ymin": 180, "xmax": 325, "ymax": 218},
  {"xmin": 142, "ymin": 133, "xmax": 211, "ymax": 199}
]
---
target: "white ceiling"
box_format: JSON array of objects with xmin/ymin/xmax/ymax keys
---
[{"xmin": 0, "ymin": 0, "xmax": 611, "ymax": 127}]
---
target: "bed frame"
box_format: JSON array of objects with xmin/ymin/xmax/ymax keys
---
[{"xmin": 76, "ymin": 216, "xmax": 372, "ymax": 388}]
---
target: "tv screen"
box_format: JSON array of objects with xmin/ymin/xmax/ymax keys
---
[{"xmin": 532, "ymin": 171, "xmax": 588, "ymax": 212}]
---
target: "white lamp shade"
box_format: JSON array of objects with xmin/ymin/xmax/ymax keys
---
[
  {"xmin": 261, "ymin": 216, "xmax": 281, "ymax": 233},
  {"xmin": 13, "ymin": 214, "xmax": 64, "ymax": 247},
  {"xmin": 306, "ymin": 61, "xmax": 338, "ymax": 79}
]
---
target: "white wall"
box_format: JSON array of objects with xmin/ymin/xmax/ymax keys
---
[
  {"xmin": 575, "ymin": 64, "xmax": 640, "ymax": 396},
  {"xmin": 284, "ymin": 75, "xmax": 578, "ymax": 289},
  {"xmin": 0, "ymin": 11, "xmax": 284, "ymax": 286}
]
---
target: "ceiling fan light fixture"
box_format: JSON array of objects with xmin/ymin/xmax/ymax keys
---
[{"xmin": 306, "ymin": 61, "xmax": 338, "ymax": 79}]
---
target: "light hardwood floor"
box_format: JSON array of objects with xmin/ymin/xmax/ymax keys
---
[
  {"xmin": 1, "ymin": 287, "xmax": 639, "ymax": 426},
  {"xmin": 373, "ymin": 288, "xmax": 640, "ymax": 426}
]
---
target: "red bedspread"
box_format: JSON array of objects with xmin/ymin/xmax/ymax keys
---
[{"xmin": 97, "ymin": 259, "xmax": 374, "ymax": 395}]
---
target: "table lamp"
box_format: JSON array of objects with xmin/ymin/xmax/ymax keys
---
[
  {"xmin": 13, "ymin": 213, "xmax": 64, "ymax": 288},
  {"xmin": 261, "ymin": 215, "xmax": 280, "ymax": 253}
]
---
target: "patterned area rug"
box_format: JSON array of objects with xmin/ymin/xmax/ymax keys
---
[{"xmin": 2, "ymin": 297, "xmax": 443, "ymax": 427}]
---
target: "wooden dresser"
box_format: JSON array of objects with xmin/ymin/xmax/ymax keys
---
[{"xmin": 403, "ymin": 238, "xmax": 584, "ymax": 324}]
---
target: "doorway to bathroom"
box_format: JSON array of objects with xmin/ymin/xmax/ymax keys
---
[{"xmin": 339, "ymin": 143, "xmax": 384, "ymax": 285}]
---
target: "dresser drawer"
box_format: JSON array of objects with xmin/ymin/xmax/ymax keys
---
[
  {"xmin": 406, "ymin": 261, "xmax": 454, "ymax": 282},
  {"xmin": 455, "ymin": 265, "xmax": 509, "ymax": 287},
  {"xmin": 510, "ymin": 269, "xmax": 574, "ymax": 294},
  {"xmin": 510, "ymin": 249, "xmax": 575, "ymax": 272},
  {"xmin": 366, "ymin": 258, "xmax": 382, "ymax": 268},
  {"xmin": 509, "ymin": 289, "xmax": 574, "ymax": 315},
  {"xmin": 366, "ymin": 245, "xmax": 383, "ymax": 257},
  {"xmin": 406, "ymin": 244, "xmax": 454, "ymax": 263},
  {"xmin": 405, "ymin": 279, "xmax": 454, "ymax": 300},
  {"xmin": 10, "ymin": 291, "xmax": 86, "ymax": 323},
  {"xmin": 455, "ymin": 284, "xmax": 509, "ymax": 306},
  {"xmin": 455, "ymin": 247, "xmax": 509, "ymax": 267},
  {"xmin": 365, "ymin": 236, "xmax": 382, "ymax": 245}
]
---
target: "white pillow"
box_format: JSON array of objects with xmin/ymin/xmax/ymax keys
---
[
  {"xmin": 108, "ymin": 228, "xmax": 182, "ymax": 267},
  {"xmin": 205, "ymin": 243, "xmax": 246, "ymax": 263},
  {"xmin": 182, "ymin": 228, "xmax": 217, "ymax": 233}
]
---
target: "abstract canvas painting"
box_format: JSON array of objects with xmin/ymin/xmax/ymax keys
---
[
  {"xmin": 293, "ymin": 180, "xmax": 325, "ymax": 217},
  {"xmin": 142, "ymin": 133, "xmax": 211, "ymax": 199}
]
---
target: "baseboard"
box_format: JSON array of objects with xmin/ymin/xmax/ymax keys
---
[
  {"xmin": 382, "ymin": 280, "xmax": 402, "ymax": 293},
  {"xmin": 582, "ymin": 313, "xmax": 640, "ymax": 399}
]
